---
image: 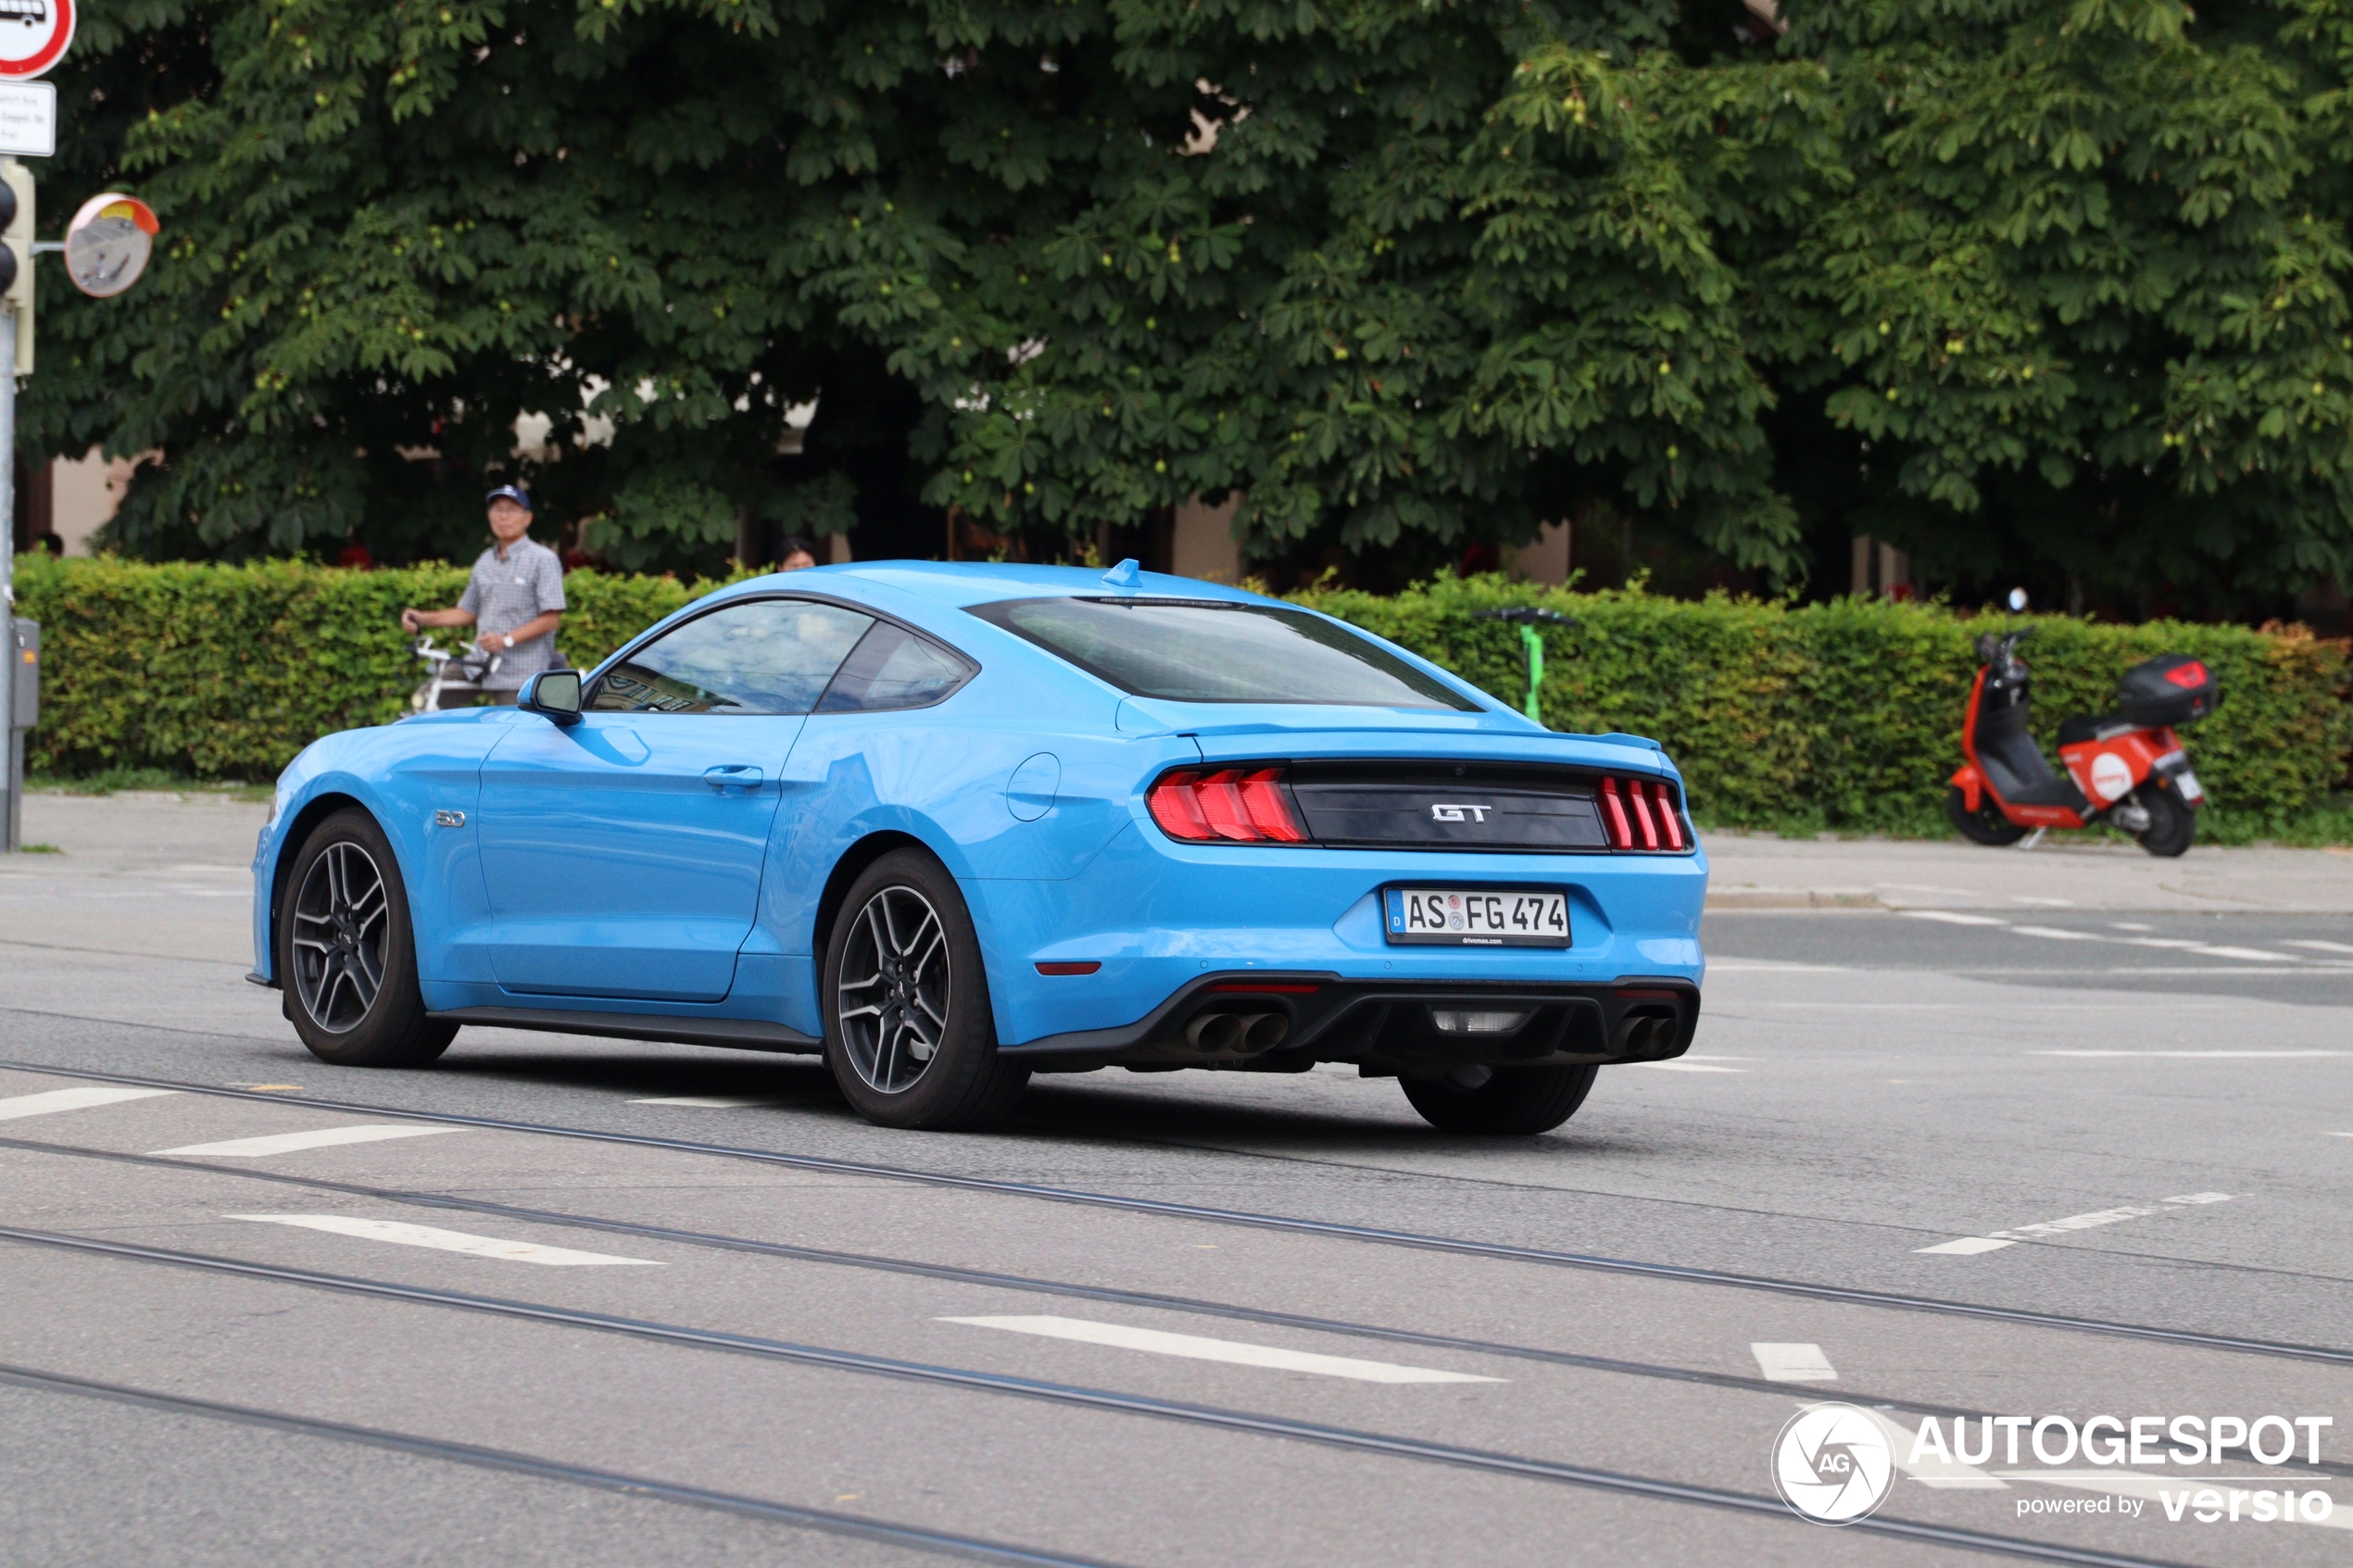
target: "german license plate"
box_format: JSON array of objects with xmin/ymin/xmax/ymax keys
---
[
  {"xmin": 1384, "ymin": 888, "xmax": 1569, "ymax": 947},
  {"xmin": 2173, "ymin": 770, "xmax": 2204, "ymax": 803}
]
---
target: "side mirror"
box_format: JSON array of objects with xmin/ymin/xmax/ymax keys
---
[{"xmin": 519, "ymin": 669, "xmax": 582, "ymax": 726}]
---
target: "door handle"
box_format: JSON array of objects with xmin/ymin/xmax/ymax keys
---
[{"xmin": 703, "ymin": 764, "xmax": 764, "ymax": 794}]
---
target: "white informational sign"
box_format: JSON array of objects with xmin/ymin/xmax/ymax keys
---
[
  {"xmin": 0, "ymin": 0, "xmax": 72, "ymax": 82},
  {"xmin": 0, "ymin": 82, "xmax": 54, "ymax": 157}
]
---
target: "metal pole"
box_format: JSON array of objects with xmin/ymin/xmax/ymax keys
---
[{"xmin": 1, "ymin": 293, "xmax": 17, "ymax": 853}]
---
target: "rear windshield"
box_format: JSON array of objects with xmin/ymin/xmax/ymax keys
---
[{"xmin": 967, "ymin": 597, "xmax": 1480, "ymax": 709}]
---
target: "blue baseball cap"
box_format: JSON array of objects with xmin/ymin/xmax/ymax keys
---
[{"xmin": 484, "ymin": 484, "xmax": 533, "ymax": 512}]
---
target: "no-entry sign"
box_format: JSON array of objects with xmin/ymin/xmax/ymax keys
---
[{"xmin": 0, "ymin": 0, "xmax": 72, "ymax": 82}]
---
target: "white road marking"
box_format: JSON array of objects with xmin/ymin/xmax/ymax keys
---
[
  {"xmin": 2010, "ymin": 897, "xmax": 2075, "ymax": 907},
  {"xmin": 1917, "ymin": 1194, "xmax": 2230, "ymax": 1255},
  {"xmin": 0, "ymin": 1085, "xmax": 176, "ymax": 1122},
  {"xmin": 2187, "ymin": 945, "xmax": 2300, "ymax": 962},
  {"xmin": 1704, "ymin": 962, "xmax": 1852, "ymax": 972},
  {"xmin": 939, "ymin": 1315, "xmax": 1502, "ymax": 1385},
  {"xmin": 628, "ymin": 1097, "xmax": 787, "ymax": 1109},
  {"xmin": 2109, "ymin": 922, "xmax": 2154, "ymax": 932},
  {"xmin": 2010, "ymin": 925, "xmax": 2102, "ymax": 941},
  {"xmin": 1997, "ymin": 1471, "xmax": 2353, "ymax": 1530},
  {"xmin": 1901, "ymin": 910, "xmax": 2009, "ymax": 926},
  {"xmin": 155, "ymin": 1125, "xmax": 463, "ymax": 1157},
  {"xmin": 2285, "ymin": 939, "xmax": 2353, "ymax": 956},
  {"xmin": 227, "ymin": 1214, "xmax": 661, "ymax": 1266},
  {"xmin": 2032, "ymin": 1050, "xmax": 2345, "ymax": 1059},
  {"xmin": 1629, "ymin": 1060, "xmax": 1744, "ymax": 1073},
  {"xmin": 1751, "ymin": 1343, "xmax": 1836, "ymax": 1382}
]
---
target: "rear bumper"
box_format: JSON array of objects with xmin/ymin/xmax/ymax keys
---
[{"xmin": 1000, "ymin": 971, "xmax": 1699, "ymax": 1073}]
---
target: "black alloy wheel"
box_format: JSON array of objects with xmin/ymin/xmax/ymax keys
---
[
  {"xmin": 1945, "ymin": 785, "xmax": 2030, "ymax": 847},
  {"xmin": 278, "ymin": 808, "xmax": 456, "ymax": 1068},
  {"xmin": 1400, "ymin": 1062, "xmax": 1599, "ymax": 1135},
  {"xmin": 2132, "ymin": 778, "xmax": 2196, "ymax": 858},
  {"xmin": 824, "ymin": 848, "xmax": 1027, "ymax": 1130}
]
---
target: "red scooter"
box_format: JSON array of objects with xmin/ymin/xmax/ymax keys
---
[{"xmin": 1948, "ymin": 629, "xmax": 2216, "ymax": 858}]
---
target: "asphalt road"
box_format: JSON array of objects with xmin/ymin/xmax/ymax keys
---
[{"xmin": 2, "ymin": 798, "xmax": 2348, "ymax": 1568}]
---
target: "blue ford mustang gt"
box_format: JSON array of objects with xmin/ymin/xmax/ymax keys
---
[{"xmin": 251, "ymin": 560, "xmax": 1706, "ymax": 1133}]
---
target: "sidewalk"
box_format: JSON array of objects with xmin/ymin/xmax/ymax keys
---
[
  {"xmin": 7, "ymin": 790, "xmax": 2348, "ymax": 921},
  {"xmin": 1702, "ymin": 829, "xmax": 2353, "ymax": 913}
]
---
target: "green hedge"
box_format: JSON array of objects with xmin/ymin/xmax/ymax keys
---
[
  {"xmin": 1294, "ymin": 575, "xmax": 2352, "ymax": 835},
  {"xmin": 12, "ymin": 557, "xmax": 2348, "ymax": 840},
  {"xmin": 12, "ymin": 555, "xmax": 720, "ymax": 780}
]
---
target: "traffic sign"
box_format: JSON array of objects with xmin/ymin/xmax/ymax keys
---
[
  {"xmin": 0, "ymin": 0, "xmax": 72, "ymax": 82},
  {"xmin": 0, "ymin": 82, "xmax": 53, "ymax": 156}
]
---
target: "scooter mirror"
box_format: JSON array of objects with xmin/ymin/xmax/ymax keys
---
[
  {"xmin": 1975, "ymin": 633, "xmax": 2000, "ymax": 664},
  {"xmin": 2007, "ymin": 587, "xmax": 2030, "ymax": 612}
]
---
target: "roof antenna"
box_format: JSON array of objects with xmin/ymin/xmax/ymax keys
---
[{"xmin": 1101, "ymin": 558, "xmax": 1141, "ymax": 588}]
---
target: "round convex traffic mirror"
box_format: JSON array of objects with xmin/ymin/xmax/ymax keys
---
[
  {"xmin": 2007, "ymin": 586, "xmax": 2029, "ymax": 612},
  {"xmin": 64, "ymin": 193, "xmax": 160, "ymax": 298}
]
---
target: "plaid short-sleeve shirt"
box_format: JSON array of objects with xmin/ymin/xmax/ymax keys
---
[{"xmin": 458, "ymin": 534, "xmax": 567, "ymax": 688}]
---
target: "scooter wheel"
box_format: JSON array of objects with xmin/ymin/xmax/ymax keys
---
[
  {"xmin": 2133, "ymin": 779, "xmax": 2196, "ymax": 858},
  {"xmin": 1946, "ymin": 785, "xmax": 2030, "ymax": 846}
]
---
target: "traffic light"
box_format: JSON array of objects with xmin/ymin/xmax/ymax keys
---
[{"xmin": 0, "ymin": 159, "xmax": 31, "ymax": 374}]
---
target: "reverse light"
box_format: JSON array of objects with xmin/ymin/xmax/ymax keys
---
[
  {"xmin": 1148, "ymin": 767, "xmax": 1309, "ymax": 844},
  {"xmin": 1597, "ymin": 776, "xmax": 1687, "ymax": 852}
]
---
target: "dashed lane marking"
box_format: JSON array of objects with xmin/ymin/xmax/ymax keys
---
[
  {"xmin": 1629, "ymin": 1061, "xmax": 1744, "ymax": 1073},
  {"xmin": 227, "ymin": 1214, "xmax": 661, "ymax": 1266},
  {"xmin": 154, "ymin": 1125, "xmax": 465, "ymax": 1158},
  {"xmin": 2032, "ymin": 1050, "xmax": 2346, "ymax": 1060},
  {"xmin": 0, "ymin": 1086, "xmax": 176, "ymax": 1122},
  {"xmin": 1898, "ymin": 910, "xmax": 2321, "ymax": 965},
  {"xmin": 2285, "ymin": 939, "xmax": 2353, "ymax": 956},
  {"xmin": 1750, "ymin": 1343, "xmax": 1836, "ymax": 1383},
  {"xmin": 1916, "ymin": 1194, "xmax": 2231, "ymax": 1256},
  {"xmin": 628, "ymin": 1097, "xmax": 791, "ymax": 1109},
  {"xmin": 939, "ymin": 1315, "xmax": 1502, "ymax": 1385}
]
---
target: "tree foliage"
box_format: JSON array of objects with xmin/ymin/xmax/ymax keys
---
[{"xmin": 24, "ymin": 0, "xmax": 2353, "ymax": 608}]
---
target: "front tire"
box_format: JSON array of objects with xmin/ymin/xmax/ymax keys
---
[
  {"xmin": 1400, "ymin": 1063, "xmax": 1598, "ymax": 1135},
  {"xmin": 278, "ymin": 809, "xmax": 456, "ymax": 1068},
  {"xmin": 1946, "ymin": 785, "xmax": 2029, "ymax": 847},
  {"xmin": 2132, "ymin": 779, "xmax": 2196, "ymax": 858},
  {"xmin": 823, "ymin": 849, "xmax": 1027, "ymax": 1131}
]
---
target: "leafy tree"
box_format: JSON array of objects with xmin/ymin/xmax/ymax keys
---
[{"xmin": 23, "ymin": 0, "xmax": 2353, "ymax": 614}]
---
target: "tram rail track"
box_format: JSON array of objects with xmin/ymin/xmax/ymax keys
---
[
  {"xmin": 3, "ymin": 1057, "xmax": 2348, "ymax": 1370},
  {"xmin": 0, "ymin": 1361, "xmax": 1134, "ymax": 1568},
  {"xmin": 8, "ymin": 1128, "xmax": 2349, "ymax": 1486},
  {"xmin": 0, "ymin": 1221, "xmax": 2217, "ymax": 1568}
]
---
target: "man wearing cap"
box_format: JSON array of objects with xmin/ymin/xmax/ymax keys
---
[{"xmin": 399, "ymin": 486, "xmax": 566, "ymax": 703}]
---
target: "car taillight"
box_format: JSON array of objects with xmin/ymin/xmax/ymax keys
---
[
  {"xmin": 1598, "ymin": 776, "xmax": 1686, "ymax": 852},
  {"xmin": 1148, "ymin": 767, "xmax": 1309, "ymax": 844}
]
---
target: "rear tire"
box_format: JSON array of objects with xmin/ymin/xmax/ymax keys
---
[
  {"xmin": 823, "ymin": 849, "xmax": 1028, "ymax": 1131},
  {"xmin": 278, "ymin": 809, "xmax": 456, "ymax": 1068},
  {"xmin": 2133, "ymin": 779, "xmax": 2196, "ymax": 858},
  {"xmin": 1400, "ymin": 1062, "xmax": 1598, "ymax": 1135},
  {"xmin": 1946, "ymin": 785, "xmax": 2029, "ymax": 847}
]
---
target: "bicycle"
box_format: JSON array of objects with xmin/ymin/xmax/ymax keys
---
[{"xmin": 408, "ymin": 634, "xmax": 504, "ymax": 713}]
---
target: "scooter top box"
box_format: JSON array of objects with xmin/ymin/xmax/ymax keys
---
[{"xmin": 2114, "ymin": 654, "xmax": 2219, "ymax": 728}]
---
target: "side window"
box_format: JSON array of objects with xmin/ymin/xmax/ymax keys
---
[
  {"xmin": 589, "ymin": 599, "xmax": 874, "ymax": 715},
  {"xmin": 816, "ymin": 622, "xmax": 977, "ymax": 713}
]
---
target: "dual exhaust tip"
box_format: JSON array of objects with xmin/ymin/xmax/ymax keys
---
[
  {"xmin": 1185, "ymin": 1010, "xmax": 1291, "ymax": 1055},
  {"xmin": 1614, "ymin": 1010, "xmax": 1680, "ymax": 1060}
]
